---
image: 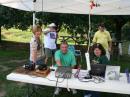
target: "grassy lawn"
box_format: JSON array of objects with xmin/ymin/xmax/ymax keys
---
[
  {"xmin": 1, "ymin": 28, "xmax": 130, "ymax": 97},
  {"xmin": 1, "ymin": 28, "xmax": 87, "ymax": 45},
  {"xmin": 2, "ymin": 28, "xmax": 32, "ymax": 43},
  {"xmin": 1, "ymin": 28, "xmax": 72, "ymax": 44},
  {"xmin": 0, "ymin": 48, "xmax": 130, "ymax": 97}
]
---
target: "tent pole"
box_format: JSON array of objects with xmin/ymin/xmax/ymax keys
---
[
  {"xmin": 33, "ymin": 11, "xmax": 36, "ymax": 27},
  {"xmin": 87, "ymin": 1, "xmax": 91, "ymax": 52},
  {"xmin": 33, "ymin": 0, "xmax": 36, "ymax": 27},
  {"xmin": 41, "ymin": 0, "xmax": 44, "ymax": 59}
]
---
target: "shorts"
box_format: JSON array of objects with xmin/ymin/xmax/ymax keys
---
[
  {"xmin": 30, "ymin": 57, "xmax": 45, "ymax": 65},
  {"xmin": 44, "ymin": 48, "xmax": 56, "ymax": 58}
]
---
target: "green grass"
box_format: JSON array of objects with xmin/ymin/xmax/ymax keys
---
[
  {"xmin": 1, "ymin": 28, "xmax": 86, "ymax": 45},
  {"xmin": 1, "ymin": 28, "xmax": 69, "ymax": 43},
  {"xmin": 2, "ymin": 28, "xmax": 32, "ymax": 43},
  {"xmin": 1, "ymin": 28, "xmax": 130, "ymax": 97},
  {"xmin": 0, "ymin": 48, "xmax": 130, "ymax": 97},
  {"xmin": 0, "ymin": 49, "xmax": 29, "ymax": 58}
]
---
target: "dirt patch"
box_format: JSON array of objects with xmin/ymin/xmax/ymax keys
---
[
  {"xmin": 8, "ymin": 59, "xmax": 27, "ymax": 63},
  {"xmin": 3, "ymin": 32, "xmax": 11, "ymax": 35}
]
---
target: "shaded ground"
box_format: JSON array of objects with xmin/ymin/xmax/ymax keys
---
[
  {"xmin": 0, "ymin": 42, "xmax": 130, "ymax": 97},
  {"xmin": 0, "ymin": 90, "xmax": 6, "ymax": 97}
]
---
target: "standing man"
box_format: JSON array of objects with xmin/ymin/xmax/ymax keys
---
[
  {"xmin": 43, "ymin": 23, "xmax": 57, "ymax": 65},
  {"xmin": 92, "ymin": 23, "xmax": 112, "ymax": 60},
  {"xmin": 54, "ymin": 41, "xmax": 77, "ymax": 95}
]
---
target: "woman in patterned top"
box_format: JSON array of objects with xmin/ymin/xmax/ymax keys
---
[{"xmin": 30, "ymin": 25, "xmax": 43, "ymax": 64}]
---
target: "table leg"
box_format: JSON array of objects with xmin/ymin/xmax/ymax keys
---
[{"xmin": 24, "ymin": 84, "xmax": 31, "ymax": 97}]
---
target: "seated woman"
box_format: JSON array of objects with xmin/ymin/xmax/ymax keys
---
[
  {"xmin": 91, "ymin": 43, "xmax": 109, "ymax": 65},
  {"xmin": 84, "ymin": 43, "xmax": 109, "ymax": 97},
  {"xmin": 30, "ymin": 25, "xmax": 44, "ymax": 65}
]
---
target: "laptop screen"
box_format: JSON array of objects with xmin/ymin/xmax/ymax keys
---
[{"xmin": 90, "ymin": 64, "xmax": 106, "ymax": 77}]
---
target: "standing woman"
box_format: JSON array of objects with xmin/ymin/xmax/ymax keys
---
[
  {"xmin": 30, "ymin": 25, "xmax": 43, "ymax": 65},
  {"xmin": 84, "ymin": 43, "xmax": 109, "ymax": 97}
]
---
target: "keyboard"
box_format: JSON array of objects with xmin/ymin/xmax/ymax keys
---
[{"xmin": 55, "ymin": 66, "xmax": 72, "ymax": 78}]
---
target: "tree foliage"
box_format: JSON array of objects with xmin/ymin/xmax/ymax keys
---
[
  {"xmin": 0, "ymin": 5, "xmax": 32, "ymax": 30},
  {"xmin": 0, "ymin": 5, "xmax": 130, "ymax": 42},
  {"xmin": 122, "ymin": 21, "xmax": 130, "ymax": 40}
]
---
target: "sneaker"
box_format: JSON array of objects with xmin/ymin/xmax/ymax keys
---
[
  {"xmin": 84, "ymin": 94, "xmax": 91, "ymax": 97},
  {"xmin": 71, "ymin": 89, "xmax": 77, "ymax": 94},
  {"xmin": 54, "ymin": 88, "xmax": 61, "ymax": 95}
]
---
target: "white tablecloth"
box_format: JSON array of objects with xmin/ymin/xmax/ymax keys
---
[{"xmin": 6, "ymin": 69, "xmax": 130, "ymax": 95}]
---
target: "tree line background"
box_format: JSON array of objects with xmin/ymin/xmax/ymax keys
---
[{"xmin": 0, "ymin": 5, "xmax": 130, "ymax": 43}]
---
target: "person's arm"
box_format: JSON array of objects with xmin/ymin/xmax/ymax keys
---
[
  {"xmin": 101, "ymin": 56, "xmax": 109, "ymax": 64},
  {"xmin": 55, "ymin": 60, "xmax": 62, "ymax": 66},
  {"xmin": 55, "ymin": 51, "xmax": 62, "ymax": 66},
  {"xmin": 108, "ymin": 41, "xmax": 112, "ymax": 52},
  {"xmin": 30, "ymin": 40, "xmax": 37, "ymax": 63},
  {"xmin": 107, "ymin": 31, "xmax": 112, "ymax": 52},
  {"xmin": 92, "ymin": 32, "xmax": 97, "ymax": 44},
  {"xmin": 44, "ymin": 31, "xmax": 49, "ymax": 35},
  {"xmin": 43, "ymin": 28, "xmax": 50, "ymax": 35},
  {"xmin": 32, "ymin": 50, "xmax": 37, "ymax": 63}
]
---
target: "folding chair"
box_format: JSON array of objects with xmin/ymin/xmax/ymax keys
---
[{"xmin": 68, "ymin": 45, "xmax": 82, "ymax": 65}]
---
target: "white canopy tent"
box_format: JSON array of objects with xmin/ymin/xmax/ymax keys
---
[
  {"xmin": 1, "ymin": 0, "xmax": 130, "ymax": 36},
  {"xmin": 0, "ymin": 0, "xmax": 130, "ymax": 15},
  {"xmin": 0, "ymin": 0, "xmax": 128, "ymax": 52}
]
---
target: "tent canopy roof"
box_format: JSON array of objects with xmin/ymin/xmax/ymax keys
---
[{"xmin": 0, "ymin": 0, "xmax": 130, "ymax": 15}]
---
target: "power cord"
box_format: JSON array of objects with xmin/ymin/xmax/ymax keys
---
[
  {"xmin": 74, "ymin": 68, "xmax": 105, "ymax": 84},
  {"xmin": 53, "ymin": 70, "xmax": 73, "ymax": 97}
]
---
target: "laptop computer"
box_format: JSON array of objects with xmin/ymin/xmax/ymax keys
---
[{"xmin": 90, "ymin": 64, "xmax": 106, "ymax": 77}]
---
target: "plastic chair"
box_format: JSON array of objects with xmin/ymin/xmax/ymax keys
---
[{"xmin": 68, "ymin": 45, "xmax": 82, "ymax": 63}]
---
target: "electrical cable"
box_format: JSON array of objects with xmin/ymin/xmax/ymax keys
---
[
  {"xmin": 78, "ymin": 75, "xmax": 105, "ymax": 84},
  {"xmin": 73, "ymin": 68, "xmax": 105, "ymax": 84},
  {"xmin": 52, "ymin": 69, "xmax": 73, "ymax": 97}
]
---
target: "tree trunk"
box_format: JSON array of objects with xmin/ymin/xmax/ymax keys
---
[{"xmin": 115, "ymin": 23, "xmax": 122, "ymax": 41}]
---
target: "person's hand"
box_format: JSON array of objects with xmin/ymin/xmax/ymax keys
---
[
  {"xmin": 58, "ymin": 64, "xmax": 62, "ymax": 67},
  {"xmin": 92, "ymin": 60, "xmax": 99, "ymax": 64}
]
